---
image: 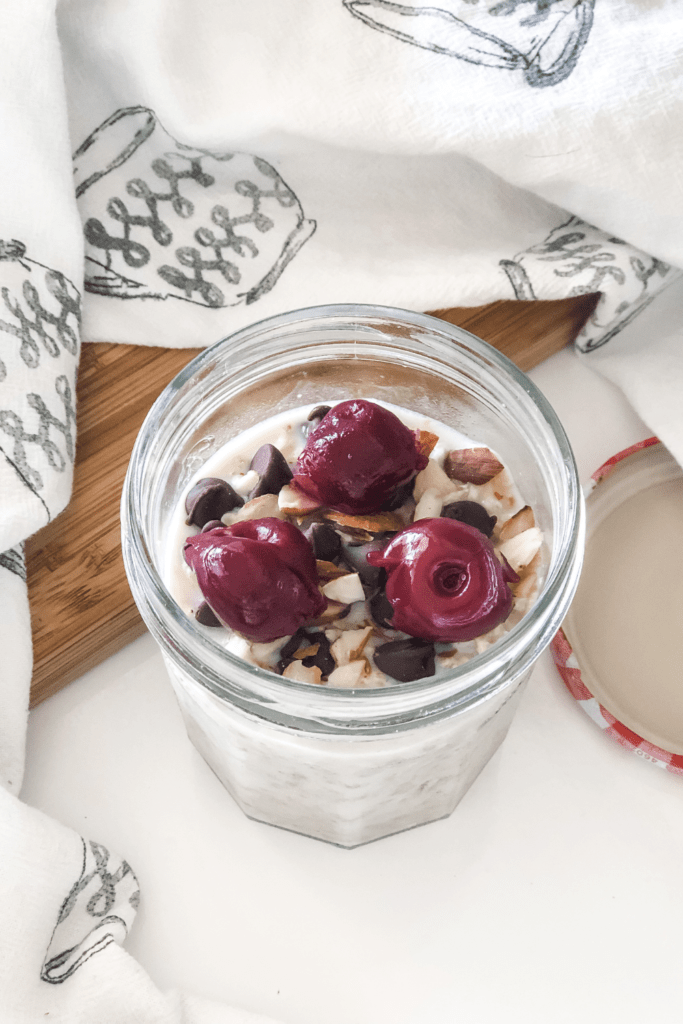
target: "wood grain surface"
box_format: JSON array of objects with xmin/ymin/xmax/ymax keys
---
[{"xmin": 25, "ymin": 294, "xmax": 598, "ymax": 706}]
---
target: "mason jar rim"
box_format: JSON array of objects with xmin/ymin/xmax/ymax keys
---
[{"xmin": 122, "ymin": 303, "xmax": 584, "ymax": 731}]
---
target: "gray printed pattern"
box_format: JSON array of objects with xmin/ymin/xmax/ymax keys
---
[
  {"xmin": 500, "ymin": 216, "xmax": 679, "ymax": 350},
  {"xmin": 0, "ymin": 241, "xmax": 81, "ymax": 523},
  {"xmin": 74, "ymin": 107, "xmax": 316, "ymax": 308},
  {"xmin": 41, "ymin": 839, "xmax": 140, "ymax": 984},
  {"xmin": 0, "ymin": 544, "xmax": 26, "ymax": 581},
  {"xmin": 343, "ymin": 0, "xmax": 595, "ymax": 88}
]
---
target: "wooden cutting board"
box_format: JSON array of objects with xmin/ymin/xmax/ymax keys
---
[{"xmin": 25, "ymin": 294, "xmax": 597, "ymax": 706}]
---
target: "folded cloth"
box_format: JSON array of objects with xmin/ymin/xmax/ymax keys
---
[{"xmin": 1, "ymin": 1, "xmax": 682, "ymax": 1020}]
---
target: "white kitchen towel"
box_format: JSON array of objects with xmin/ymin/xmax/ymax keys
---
[{"xmin": 2, "ymin": 1, "xmax": 683, "ymax": 1021}]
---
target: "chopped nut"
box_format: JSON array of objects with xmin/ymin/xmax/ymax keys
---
[
  {"xmin": 231, "ymin": 493, "xmax": 285, "ymax": 522},
  {"xmin": 413, "ymin": 487, "xmax": 444, "ymax": 521},
  {"xmin": 327, "ymin": 660, "xmax": 366, "ymax": 688},
  {"xmin": 331, "ymin": 626, "xmax": 372, "ymax": 666},
  {"xmin": 321, "ymin": 572, "xmax": 366, "ymax": 604},
  {"xmin": 322, "ymin": 509, "xmax": 404, "ymax": 534},
  {"xmin": 499, "ymin": 504, "xmax": 535, "ymax": 542},
  {"xmin": 251, "ymin": 636, "xmax": 291, "ymax": 661},
  {"xmin": 335, "ymin": 604, "xmax": 372, "ymax": 630},
  {"xmin": 282, "ymin": 661, "xmax": 323, "ymax": 685},
  {"xmin": 293, "ymin": 643, "xmax": 320, "ymax": 660},
  {"xmin": 278, "ymin": 484, "xmax": 323, "ymax": 515},
  {"xmin": 512, "ymin": 550, "xmax": 542, "ymax": 599},
  {"xmin": 498, "ymin": 527, "xmax": 543, "ymax": 573},
  {"xmin": 444, "ymin": 448, "xmax": 504, "ymax": 485},
  {"xmin": 316, "ymin": 560, "xmax": 351, "ymax": 583},
  {"xmin": 413, "ymin": 459, "xmax": 457, "ymax": 502},
  {"xmin": 416, "ymin": 429, "xmax": 439, "ymax": 461},
  {"xmin": 309, "ymin": 599, "xmax": 350, "ymax": 626}
]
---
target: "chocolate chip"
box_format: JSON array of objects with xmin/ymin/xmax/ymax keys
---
[
  {"xmin": 195, "ymin": 601, "xmax": 222, "ymax": 627},
  {"xmin": 381, "ymin": 477, "xmax": 415, "ymax": 511},
  {"xmin": 441, "ymin": 500, "xmax": 497, "ymax": 538},
  {"xmin": 309, "ymin": 403, "xmax": 331, "ymax": 423},
  {"xmin": 304, "ymin": 405, "xmax": 332, "ymax": 436},
  {"xmin": 303, "ymin": 522, "xmax": 342, "ymax": 562},
  {"xmin": 200, "ymin": 519, "xmax": 225, "ymax": 533},
  {"xmin": 278, "ymin": 627, "xmax": 335, "ymax": 678},
  {"xmin": 185, "ymin": 477, "xmax": 244, "ymax": 528},
  {"xmin": 369, "ymin": 590, "xmax": 394, "ymax": 629},
  {"xmin": 249, "ymin": 444, "xmax": 293, "ymax": 498},
  {"xmin": 341, "ymin": 540, "xmax": 388, "ymax": 596},
  {"xmin": 373, "ymin": 638, "xmax": 435, "ymax": 682}
]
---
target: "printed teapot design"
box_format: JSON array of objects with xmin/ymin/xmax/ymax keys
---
[{"xmin": 74, "ymin": 107, "xmax": 316, "ymax": 308}]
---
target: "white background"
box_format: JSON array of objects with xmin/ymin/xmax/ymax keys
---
[{"xmin": 21, "ymin": 346, "xmax": 683, "ymax": 1024}]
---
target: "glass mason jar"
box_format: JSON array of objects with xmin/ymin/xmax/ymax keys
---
[{"xmin": 121, "ymin": 304, "xmax": 584, "ymax": 848}]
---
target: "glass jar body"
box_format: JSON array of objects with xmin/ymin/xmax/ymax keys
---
[
  {"xmin": 166, "ymin": 655, "xmax": 530, "ymax": 846},
  {"xmin": 122, "ymin": 304, "xmax": 584, "ymax": 847}
]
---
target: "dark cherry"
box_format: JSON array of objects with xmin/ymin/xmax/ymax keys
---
[
  {"xmin": 185, "ymin": 477, "xmax": 243, "ymax": 528},
  {"xmin": 249, "ymin": 444, "xmax": 293, "ymax": 498},
  {"xmin": 366, "ymin": 518, "xmax": 513, "ymax": 643},
  {"xmin": 373, "ymin": 638, "xmax": 436, "ymax": 682},
  {"xmin": 293, "ymin": 399, "xmax": 427, "ymax": 514},
  {"xmin": 183, "ymin": 517, "xmax": 326, "ymax": 642},
  {"xmin": 441, "ymin": 500, "xmax": 496, "ymax": 538}
]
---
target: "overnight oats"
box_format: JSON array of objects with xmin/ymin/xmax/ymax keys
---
[
  {"xmin": 122, "ymin": 305, "xmax": 584, "ymax": 847},
  {"xmin": 165, "ymin": 400, "xmax": 545, "ymax": 691}
]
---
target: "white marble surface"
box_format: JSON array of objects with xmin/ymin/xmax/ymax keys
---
[{"xmin": 21, "ymin": 347, "xmax": 683, "ymax": 1024}]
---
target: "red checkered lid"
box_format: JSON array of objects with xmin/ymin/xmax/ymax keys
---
[{"xmin": 550, "ymin": 437, "xmax": 683, "ymax": 775}]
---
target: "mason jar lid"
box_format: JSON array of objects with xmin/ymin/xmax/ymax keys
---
[{"xmin": 551, "ymin": 438, "xmax": 683, "ymax": 774}]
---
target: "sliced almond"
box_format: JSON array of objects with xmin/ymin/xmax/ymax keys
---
[
  {"xmin": 512, "ymin": 549, "xmax": 542, "ymax": 599},
  {"xmin": 498, "ymin": 527, "xmax": 543, "ymax": 573},
  {"xmin": 413, "ymin": 487, "xmax": 443, "ymax": 521},
  {"xmin": 282, "ymin": 661, "xmax": 323, "ymax": 685},
  {"xmin": 316, "ymin": 560, "xmax": 351, "ymax": 583},
  {"xmin": 293, "ymin": 643, "xmax": 320, "ymax": 660},
  {"xmin": 499, "ymin": 504, "xmax": 535, "ymax": 542},
  {"xmin": 327, "ymin": 660, "xmax": 366, "ymax": 689},
  {"xmin": 416, "ymin": 429, "xmax": 439, "ymax": 461},
  {"xmin": 321, "ymin": 572, "xmax": 366, "ymax": 604},
  {"xmin": 278, "ymin": 483, "xmax": 322, "ymax": 515},
  {"xmin": 308, "ymin": 599, "xmax": 349, "ymax": 626},
  {"xmin": 413, "ymin": 459, "xmax": 457, "ymax": 502},
  {"xmin": 331, "ymin": 626, "xmax": 372, "ymax": 667},
  {"xmin": 250, "ymin": 635, "xmax": 291, "ymax": 662},
  {"xmin": 444, "ymin": 448, "xmax": 504, "ymax": 485},
  {"xmin": 229, "ymin": 493, "xmax": 285, "ymax": 523},
  {"xmin": 322, "ymin": 509, "xmax": 404, "ymax": 534}
]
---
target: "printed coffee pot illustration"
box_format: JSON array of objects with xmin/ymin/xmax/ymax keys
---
[
  {"xmin": 343, "ymin": 0, "xmax": 595, "ymax": 88},
  {"xmin": 73, "ymin": 106, "xmax": 316, "ymax": 308}
]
